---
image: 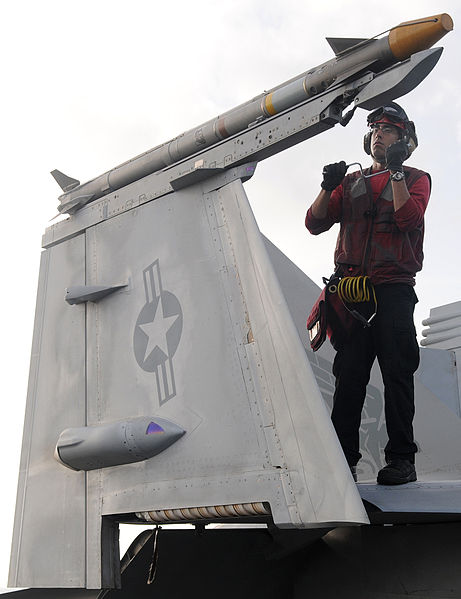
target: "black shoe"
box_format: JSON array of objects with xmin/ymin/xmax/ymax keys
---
[{"xmin": 377, "ymin": 459, "xmax": 417, "ymax": 485}]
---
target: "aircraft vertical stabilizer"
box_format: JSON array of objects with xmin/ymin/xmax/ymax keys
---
[{"xmin": 9, "ymin": 167, "xmax": 367, "ymax": 589}]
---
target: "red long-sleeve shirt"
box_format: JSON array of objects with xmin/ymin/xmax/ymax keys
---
[{"xmin": 305, "ymin": 167, "xmax": 431, "ymax": 285}]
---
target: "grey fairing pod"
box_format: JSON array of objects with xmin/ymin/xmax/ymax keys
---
[{"xmin": 55, "ymin": 416, "xmax": 185, "ymax": 471}]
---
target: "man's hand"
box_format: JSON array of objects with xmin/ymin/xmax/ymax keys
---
[
  {"xmin": 385, "ymin": 140, "xmax": 410, "ymax": 173},
  {"xmin": 321, "ymin": 161, "xmax": 347, "ymax": 191}
]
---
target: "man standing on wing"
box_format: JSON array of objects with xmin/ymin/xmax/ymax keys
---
[{"xmin": 305, "ymin": 102, "xmax": 431, "ymax": 485}]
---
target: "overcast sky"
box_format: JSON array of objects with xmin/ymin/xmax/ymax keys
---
[{"xmin": 0, "ymin": 0, "xmax": 459, "ymax": 589}]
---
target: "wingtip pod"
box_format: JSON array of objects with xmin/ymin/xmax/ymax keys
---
[{"xmin": 389, "ymin": 13, "xmax": 454, "ymax": 61}]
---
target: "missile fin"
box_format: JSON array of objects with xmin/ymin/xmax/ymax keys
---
[
  {"xmin": 326, "ymin": 37, "xmax": 368, "ymax": 56},
  {"xmin": 51, "ymin": 169, "xmax": 80, "ymax": 192}
]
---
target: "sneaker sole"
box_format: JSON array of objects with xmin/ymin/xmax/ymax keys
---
[{"xmin": 377, "ymin": 472, "xmax": 417, "ymax": 485}]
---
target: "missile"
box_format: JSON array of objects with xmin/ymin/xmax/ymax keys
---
[
  {"xmin": 55, "ymin": 416, "xmax": 185, "ymax": 471},
  {"xmin": 52, "ymin": 13, "xmax": 453, "ymax": 214}
]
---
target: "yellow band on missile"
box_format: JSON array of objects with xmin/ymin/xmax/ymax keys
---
[
  {"xmin": 388, "ymin": 13, "xmax": 453, "ymax": 61},
  {"xmin": 264, "ymin": 93, "xmax": 277, "ymax": 116}
]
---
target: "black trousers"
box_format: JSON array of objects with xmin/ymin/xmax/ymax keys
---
[{"xmin": 331, "ymin": 283, "xmax": 419, "ymax": 467}]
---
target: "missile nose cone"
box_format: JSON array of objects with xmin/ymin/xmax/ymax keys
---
[{"xmin": 389, "ymin": 14, "xmax": 454, "ymax": 61}]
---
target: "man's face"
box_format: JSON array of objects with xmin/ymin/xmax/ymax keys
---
[{"xmin": 370, "ymin": 122, "xmax": 401, "ymax": 163}]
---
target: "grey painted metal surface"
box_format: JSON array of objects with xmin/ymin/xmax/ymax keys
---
[
  {"xmin": 421, "ymin": 300, "xmax": 461, "ymax": 349},
  {"xmin": 359, "ymin": 481, "xmax": 461, "ymax": 514},
  {"xmin": 417, "ymin": 348, "xmax": 460, "ymax": 417},
  {"xmin": 9, "ymin": 238, "xmax": 87, "ymax": 588},
  {"xmin": 85, "ymin": 176, "xmax": 366, "ymax": 527}
]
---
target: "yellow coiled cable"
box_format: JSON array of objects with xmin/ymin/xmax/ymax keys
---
[{"xmin": 336, "ymin": 276, "xmax": 377, "ymax": 305}]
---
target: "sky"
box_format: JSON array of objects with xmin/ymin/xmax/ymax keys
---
[{"xmin": 0, "ymin": 0, "xmax": 460, "ymax": 590}]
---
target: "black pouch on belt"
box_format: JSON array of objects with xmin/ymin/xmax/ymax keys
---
[
  {"xmin": 324, "ymin": 276, "xmax": 360, "ymax": 350},
  {"xmin": 306, "ymin": 286, "xmax": 327, "ymax": 352},
  {"xmin": 306, "ymin": 275, "xmax": 361, "ymax": 352}
]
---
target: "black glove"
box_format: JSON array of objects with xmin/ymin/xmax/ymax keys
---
[
  {"xmin": 321, "ymin": 161, "xmax": 347, "ymax": 191},
  {"xmin": 385, "ymin": 140, "xmax": 410, "ymax": 173}
]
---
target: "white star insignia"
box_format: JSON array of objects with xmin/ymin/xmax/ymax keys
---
[{"xmin": 139, "ymin": 297, "xmax": 179, "ymax": 361}]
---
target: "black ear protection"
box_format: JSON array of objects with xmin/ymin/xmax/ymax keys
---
[
  {"xmin": 363, "ymin": 103, "xmax": 418, "ymax": 157},
  {"xmin": 363, "ymin": 130, "xmax": 373, "ymax": 155}
]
